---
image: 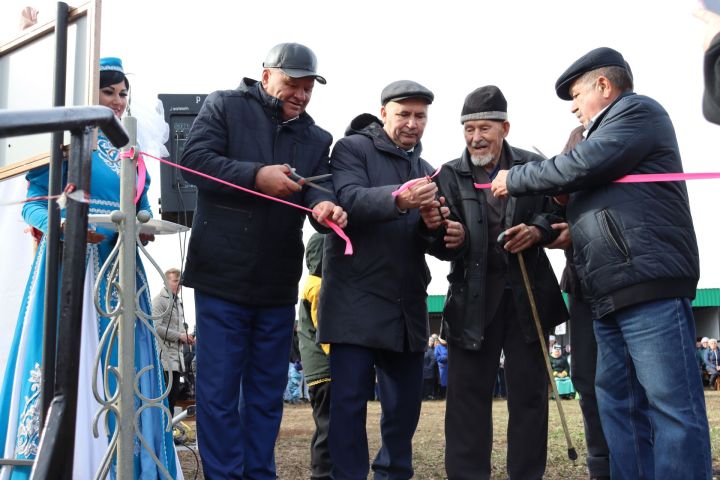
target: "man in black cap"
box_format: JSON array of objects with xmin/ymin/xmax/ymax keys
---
[
  {"xmin": 318, "ymin": 79, "xmax": 464, "ymax": 480},
  {"xmin": 421, "ymin": 85, "xmax": 567, "ymax": 480},
  {"xmin": 180, "ymin": 42, "xmax": 347, "ymax": 479},
  {"xmin": 492, "ymin": 47, "xmax": 712, "ymax": 479}
]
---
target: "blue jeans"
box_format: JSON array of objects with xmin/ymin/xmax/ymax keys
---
[
  {"xmin": 594, "ymin": 297, "xmax": 712, "ymax": 480},
  {"xmin": 194, "ymin": 291, "xmax": 295, "ymax": 480}
]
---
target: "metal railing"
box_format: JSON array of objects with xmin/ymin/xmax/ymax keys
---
[{"xmin": 0, "ymin": 105, "xmax": 128, "ymax": 479}]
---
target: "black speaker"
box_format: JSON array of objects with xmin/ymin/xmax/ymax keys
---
[{"xmin": 157, "ymin": 94, "xmax": 207, "ymax": 227}]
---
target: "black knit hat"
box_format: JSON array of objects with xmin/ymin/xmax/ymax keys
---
[{"xmin": 460, "ymin": 85, "xmax": 507, "ymax": 124}]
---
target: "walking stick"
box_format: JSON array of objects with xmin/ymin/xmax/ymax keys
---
[{"xmin": 516, "ymin": 250, "xmax": 578, "ymax": 461}]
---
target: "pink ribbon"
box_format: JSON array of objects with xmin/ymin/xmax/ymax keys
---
[
  {"xmin": 118, "ymin": 148, "xmax": 147, "ymax": 205},
  {"xmin": 474, "ymin": 171, "xmax": 720, "ymax": 190},
  {"xmin": 138, "ymin": 151, "xmax": 353, "ymax": 255},
  {"xmin": 391, "ymin": 166, "xmax": 443, "ymax": 197}
]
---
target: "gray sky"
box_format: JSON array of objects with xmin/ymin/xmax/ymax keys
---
[{"xmin": 2, "ymin": 0, "xmax": 717, "ymax": 328}]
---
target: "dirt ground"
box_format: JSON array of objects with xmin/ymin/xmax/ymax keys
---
[{"xmin": 179, "ymin": 391, "xmax": 720, "ymax": 479}]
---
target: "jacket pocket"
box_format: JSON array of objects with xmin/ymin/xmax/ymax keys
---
[
  {"xmin": 596, "ymin": 209, "xmax": 630, "ymax": 262},
  {"xmin": 443, "ymin": 283, "xmax": 466, "ymax": 332}
]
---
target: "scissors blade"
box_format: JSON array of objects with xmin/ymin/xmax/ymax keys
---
[
  {"xmin": 303, "ymin": 181, "xmax": 333, "ymax": 194},
  {"xmin": 302, "ymin": 173, "xmax": 333, "ymax": 182}
]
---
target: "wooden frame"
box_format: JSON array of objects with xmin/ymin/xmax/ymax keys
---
[{"xmin": 0, "ymin": 0, "xmax": 101, "ymax": 181}]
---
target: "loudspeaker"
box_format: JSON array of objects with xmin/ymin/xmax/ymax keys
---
[{"xmin": 157, "ymin": 94, "xmax": 207, "ymax": 227}]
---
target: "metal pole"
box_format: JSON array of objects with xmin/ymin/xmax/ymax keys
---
[
  {"xmin": 117, "ymin": 115, "xmax": 137, "ymax": 479},
  {"xmin": 41, "ymin": 0, "xmax": 69, "ymax": 425},
  {"xmin": 516, "ymin": 250, "xmax": 578, "ymax": 462},
  {"xmin": 31, "ymin": 126, "xmax": 94, "ymax": 480}
]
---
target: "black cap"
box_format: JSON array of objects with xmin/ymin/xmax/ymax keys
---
[
  {"xmin": 460, "ymin": 85, "xmax": 507, "ymax": 124},
  {"xmin": 263, "ymin": 43, "xmax": 326, "ymax": 85},
  {"xmin": 555, "ymin": 47, "xmax": 630, "ymax": 100},
  {"xmin": 381, "ymin": 80, "xmax": 434, "ymax": 106}
]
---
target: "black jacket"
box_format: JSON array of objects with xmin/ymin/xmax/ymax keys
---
[
  {"xmin": 180, "ymin": 78, "xmax": 334, "ymax": 306},
  {"xmin": 507, "ymin": 92, "xmax": 699, "ymax": 318},
  {"xmin": 431, "ymin": 144, "xmax": 567, "ymax": 350},
  {"xmin": 704, "ymin": 32, "xmax": 720, "ymax": 125},
  {"xmin": 317, "ymin": 114, "xmax": 436, "ymax": 352}
]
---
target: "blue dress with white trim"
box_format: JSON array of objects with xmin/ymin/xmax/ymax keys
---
[{"xmin": 0, "ymin": 132, "xmax": 177, "ymax": 479}]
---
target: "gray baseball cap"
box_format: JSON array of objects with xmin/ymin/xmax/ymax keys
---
[{"xmin": 263, "ymin": 43, "xmax": 326, "ymax": 84}]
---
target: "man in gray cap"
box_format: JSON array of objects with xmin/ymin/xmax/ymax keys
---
[
  {"xmin": 180, "ymin": 42, "xmax": 347, "ymax": 479},
  {"xmin": 492, "ymin": 47, "xmax": 711, "ymax": 479},
  {"xmin": 421, "ymin": 85, "xmax": 567, "ymax": 479},
  {"xmin": 318, "ymin": 79, "xmax": 464, "ymax": 479}
]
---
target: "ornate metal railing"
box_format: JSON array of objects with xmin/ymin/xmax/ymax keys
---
[{"xmin": 90, "ymin": 115, "xmax": 174, "ymax": 479}]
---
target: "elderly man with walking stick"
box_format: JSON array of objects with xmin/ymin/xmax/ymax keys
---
[{"xmin": 421, "ymin": 85, "xmax": 568, "ymax": 480}]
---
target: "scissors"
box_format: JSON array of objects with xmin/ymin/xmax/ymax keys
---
[{"xmin": 284, "ymin": 164, "xmax": 333, "ymax": 193}]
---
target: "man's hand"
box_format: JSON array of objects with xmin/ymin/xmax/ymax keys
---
[
  {"xmin": 180, "ymin": 333, "xmax": 195, "ymax": 345},
  {"xmin": 419, "ymin": 196, "xmax": 447, "ymax": 230},
  {"xmin": 255, "ymin": 164, "xmax": 303, "ymax": 197},
  {"xmin": 313, "ymin": 201, "xmax": 348, "ymax": 228},
  {"xmin": 500, "ymin": 223, "xmax": 542, "ymax": 254},
  {"xmin": 695, "ymin": 8, "xmax": 720, "ymax": 51},
  {"xmin": 443, "ymin": 220, "xmax": 465, "ymax": 249},
  {"xmin": 396, "ymin": 178, "xmax": 438, "ymax": 211},
  {"xmin": 490, "ymin": 170, "xmax": 509, "ymax": 198},
  {"xmin": 545, "ymin": 222, "xmax": 572, "ymax": 250}
]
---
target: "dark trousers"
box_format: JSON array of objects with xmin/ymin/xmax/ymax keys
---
[
  {"xmin": 329, "ymin": 344, "xmax": 424, "ymax": 480},
  {"xmin": 194, "ymin": 291, "xmax": 295, "ymax": 480},
  {"xmin": 568, "ymin": 296, "xmax": 610, "ymax": 477},
  {"xmin": 422, "ymin": 378, "xmax": 436, "ymax": 399},
  {"xmin": 445, "ymin": 291, "xmax": 548, "ymax": 480},
  {"xmin": 163, "ymin": 370, "xmax": 181, "ymax": 417},
  {"xmin": 309, "ymin": 381, "xmax": 333, "ymax": 480}
]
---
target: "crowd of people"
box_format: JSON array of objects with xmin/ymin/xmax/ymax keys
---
[
  {"xmin": 174, "ymin": 36, "xmax": 714, "ymax": 479},
  {"xmin": 4, "ymin": 5, "xmax": 720, "ymax": 479}
]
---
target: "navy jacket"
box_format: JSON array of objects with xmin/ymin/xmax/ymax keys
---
[
  {"xmin": 318, "ymin": 114, "xmax": 437, "ymax": 352},
  {"xmin": 507, "ymin": 92, "xmax": 699, "ymax": 318},
  {"xmin": 180, "ymin": 78, "xmax": 334, "ymax": 306}
]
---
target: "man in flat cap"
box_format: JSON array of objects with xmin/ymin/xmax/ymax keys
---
[
  {"xmin": 180, "ymin": 42, "xmax": 347, "ymax": 479},
  {"xmin": 318, "ymin": 80, "xmax": 464, "ymax": 479},
  {"xmin": 492, "ymin": 47, "xmax": 711, "ymax": 478},
  {"xmin": 695, "ymin": 6, "xmax": 720, "ymax": 124},
  {"xmin": 421, "ymin": 85, "xmax": 567, "ymax": 479}
]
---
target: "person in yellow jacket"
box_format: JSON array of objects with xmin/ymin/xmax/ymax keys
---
[{"xmin": 297, "ymin": 233, "xmax": 332, "ymax": 479}]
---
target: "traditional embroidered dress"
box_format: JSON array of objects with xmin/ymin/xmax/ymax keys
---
[{"xmin": 0, "ymin": 132, "xmax": 178, "ymax": 479}]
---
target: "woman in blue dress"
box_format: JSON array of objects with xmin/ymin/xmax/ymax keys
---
[{"xmin": 0, "ymin": 57, "xmax": 178, "ymax": 479}]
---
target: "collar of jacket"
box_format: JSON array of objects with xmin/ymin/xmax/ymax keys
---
[
  {"xmin": 587, "ymin": 91, "xmax": 636, "ymax": 137},
  {"xmin": 238, "ymin": 77, "xmax": 314, "ymax": 128},
  {"xmin": 455, "ymin": 140, "xmax": 525, "ymax": 177},
  {"xmin": 158, "ymin": 287, "xmax": 180, "ymax": 303},
  {"xmin": 345, "ymin": 112, "xmax": 424, "ymax": 160}
]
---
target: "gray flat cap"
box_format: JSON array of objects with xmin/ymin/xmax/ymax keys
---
[
  {"xmin": 381, "ymin": 80, "xmax": 434, "ymax": 105},
  {"xmin": 263, "ymin": 43, "xmax": 326, "ymax": 84}
]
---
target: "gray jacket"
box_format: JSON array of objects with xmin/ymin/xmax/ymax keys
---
[{"xmin": 152, "ymin": 289, "xmax": 186, "ymax": 372}]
